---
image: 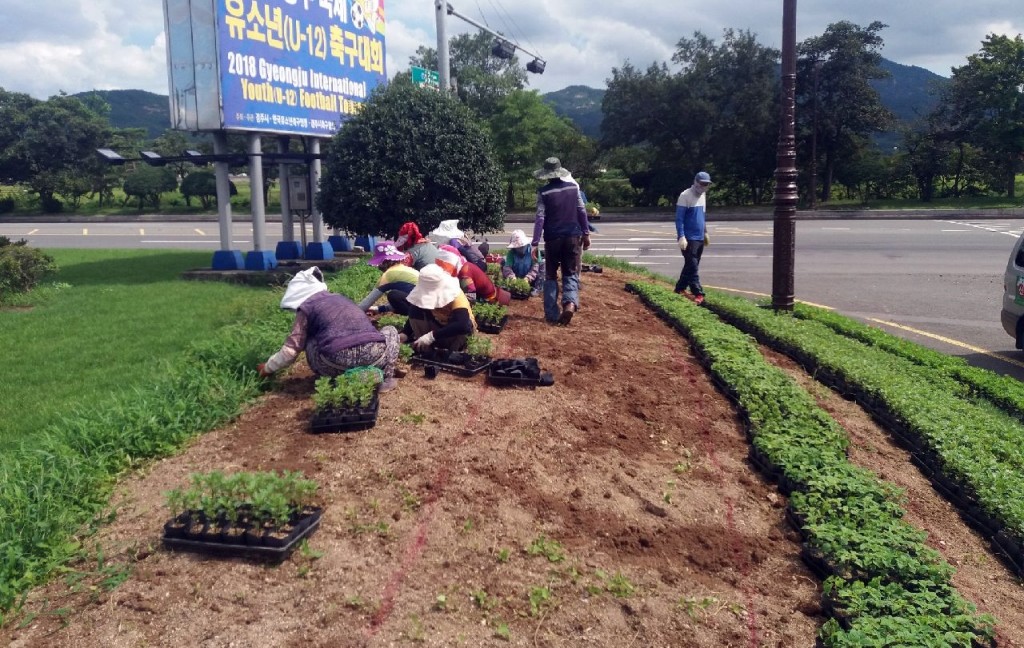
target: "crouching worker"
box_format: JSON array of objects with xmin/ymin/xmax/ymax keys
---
[
  {"xmin": 502, "ymin": 229, "xmax": 544, "ymax": 296},
  {"xmin": 435, "ymin": 244, "xmax": 511, "ymax": 306},
  {"xmin": 258, "ymin": 267, "xmax": 400, "ymax": 391},
  {"xmin": 401, "ymin": 264, "xmax": 476, "ymax": 352},
  {"xmin": 358, "ymin": 240, "xmax": 419, "ymax": 315}
]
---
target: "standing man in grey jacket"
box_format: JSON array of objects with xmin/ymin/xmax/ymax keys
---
[{"xmin": 530, "ymin": 157, "xmax": 591, "ymax": 325}]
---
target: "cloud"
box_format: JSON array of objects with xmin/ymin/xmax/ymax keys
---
[{"xmin": 0, "ymin": 0, "xmax": 1021, "ymax": 100}]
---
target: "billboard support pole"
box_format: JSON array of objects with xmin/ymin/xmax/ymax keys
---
[
  {"xmin": 304, "ymin": 137, "xmax": 334, "ymax": 260},
  {"xmin": 245, "ymin": 133, "xmax": 277, "ymax": 270},
  {"xmin": 275, "ymin": 135, "xmax": 302, "ymax": 260},
  {"xmin": 210, "ymin": 131, "xmax": 243, "ymax": 270}
]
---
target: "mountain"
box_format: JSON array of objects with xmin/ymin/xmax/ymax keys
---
[
  {"xmin": 83, "ymin": 57, "xmax": 948, "ymax": 144},
  {"xmin": 538, "ymin": 58, "xmax": 950, "ymax": 141},
  {"xmin": 72, "ymin": 89, "xmax": 171, "ymax": 139},
  {"xmin": 872, "ymin": 59, "xmax": 947, "ymax": 124},
  {"xmin": 540, "ymin": 85, "xmax": 605, "ymax": 139}
]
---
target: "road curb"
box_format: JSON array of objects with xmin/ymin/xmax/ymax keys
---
[{"xmin": 2, "ymin": 207, "xmax": 1022, "ymax": 225}]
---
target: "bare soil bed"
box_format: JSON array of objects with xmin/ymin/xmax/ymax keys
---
[{"xmin": 3, "ymin": 268, "xmax": 1022, "ymax": 647}]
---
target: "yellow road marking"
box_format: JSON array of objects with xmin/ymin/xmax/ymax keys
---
[
  {"xmin": 706, "ymin": 285, "xmax": 834, "ymax": 310},
  {"xmin": 27, "ymin": 229, "xmax": 38, "ymax": 235},
  {"xmin": 194, "ymin": 228, "xmax": 205, "ymax": 236},
  {"xmin": 82, "ymin": 228, "xmax": 88, "ymax": 236},
  {"xmin": 139, "ymin": 228, "xmax": 145, "ymax": 236},
  {"xmin": 867, "ymin": 318, "xmax": 1024, "ymax": 369},
  {"xmin": 708, "ymin": 285, "xmax": 1024, "ymax": 369}
]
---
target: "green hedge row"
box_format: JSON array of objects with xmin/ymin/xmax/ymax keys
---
[
  {"xmin": 707, "ymin": 292, "xmax": 1024, "ymax": 543},
  {"xmin": 627, "ymin": 281, "xmax": 995, "ymax": 647},
  {"xmin": 791, "ymin": 302, "xmax": 1024, "ymax": 423}
]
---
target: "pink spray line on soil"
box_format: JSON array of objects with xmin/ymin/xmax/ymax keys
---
[{"xmin": 365, "ymin": 320, "xmax": 524, "ymax": 637}]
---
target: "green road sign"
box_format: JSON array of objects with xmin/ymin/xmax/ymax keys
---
[{"xmin": 411, "ymin": 66, "xmax": 441, "ymax": 91}]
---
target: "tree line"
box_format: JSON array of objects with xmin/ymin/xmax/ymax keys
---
[{"xmin": 0, "ymin": 22, "xmax": 1021, "ymax": 215}]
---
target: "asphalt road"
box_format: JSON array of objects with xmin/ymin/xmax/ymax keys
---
[{"xmin": 4, "ymin": 217, "xmax": 1023, "ymax": 379}]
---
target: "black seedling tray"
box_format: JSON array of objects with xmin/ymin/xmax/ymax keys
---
[
  {"xmin": 477, "ymin": 315, "xmax": 509, "ymax": 334},
  {"xmin": 411, "ymin": 349, "xmax": 491, "ymax": 377},
  {"xmin": 487, "ymin": 358, "xmax": 555, "ymax": 387},
  {"xmin": 581, "ymin": 264, "xmax": 603, "ymax": 273},
  {"xmin": 309, "ymin": 395, "xmax": 379, "ymax": 433},
  {"xmin": 162, "ymin": 507, "xmax": 323, "ymax": 562}
]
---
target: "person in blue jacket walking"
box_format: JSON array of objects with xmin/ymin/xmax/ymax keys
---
[{"xmin": 674, "ymin": 171, "xmax": 713, "ymax": 304}]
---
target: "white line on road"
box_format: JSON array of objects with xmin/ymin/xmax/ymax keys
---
[
  {"xmin": 139, "ymin": 228, "xmax": 145, "ymax": 236},
  {"xmin": 194, "ymin": 228, "xmax": 206, "ymax": 236},
  {"xmin": 82, "ymin": 228, "xmax": 87, "ymax": 236},
  {"xmin": 27, "ymin": 229, "xmax": 38, "ymax": 235}
]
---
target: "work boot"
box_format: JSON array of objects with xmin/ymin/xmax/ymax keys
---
[{"xmin": 558, "ymin": 302, "xmax": 577, "ymax": 325}]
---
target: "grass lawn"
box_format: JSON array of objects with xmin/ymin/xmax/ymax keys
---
[{"xmin": 0, "ymin": 249, "xmax": 276, "ymax": 445}]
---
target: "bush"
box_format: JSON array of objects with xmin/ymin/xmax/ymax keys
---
[
  {"xmin": 318, "ymin": 80, "xmax": 505, "ymax": 237},
  {"xmin": 0, "ymin": 239, "xmax": 57, "ymax": 297},
  {"xmin": 40, "ymin": 195, "xmax": 63, "ymax": 213},
  {"xmin": 123, "ymin": 165, "xmax": 178, "ymax": 210},
  {"xmin": 181, "ymin": 170, "xmax": 237, "ymax": 209},
  {"xmin": 0, "ymin": 196, "xmax": 15, "ymax": 214}
]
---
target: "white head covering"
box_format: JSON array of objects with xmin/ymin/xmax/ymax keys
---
[
  {"xmin": 280, "ymin": 266, "xmax": 328, "ymax": 310},
  {"xmin": 428, "ymin": 219, "xmax": 465, "ymax": 243},
  {"xmin": 507, "ymin": 229, "xmax": 530, "ymax": 249},
  {"xmin": 407, "ymin": 264, "xmax": 462, "ymax": 310}
]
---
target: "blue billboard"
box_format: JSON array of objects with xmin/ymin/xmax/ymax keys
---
[{"xmin": 164, "ymin": 0, "xmax": 387, "ymax": 137}]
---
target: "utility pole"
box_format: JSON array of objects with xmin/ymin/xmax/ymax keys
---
[
  {"xmin": 434, "ymin": 0, "xmax": 451, "ymax": 91},
  {"xmin": 433, "ymin": 0, "xmax": 546, "ymax": 94},
  {"xmin": 772, "ymin": 0, "xmax": 798, "ymax": 311}
]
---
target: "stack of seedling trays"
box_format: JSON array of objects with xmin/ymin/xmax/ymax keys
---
[
  {"xmin": 487, "ymin": 358, "xmax": 555, "ymax": 388},
  {"xmin": 162, "ymin": 471, "xmax": 322, "ymax": 562},
  {"xmin": 477, "ymin": 315, "xmax": 509, "ymax": 334},
  {"xmin": 309, "ymin": 395, "xmax": 380, "ymax": 433},
  {"xmin": 309, "ymin": 369, "xmax": 381, "ymax": 433},
  {"xmin": 411, "ymin": 348, "xmax": 491, "ymax": 377}
]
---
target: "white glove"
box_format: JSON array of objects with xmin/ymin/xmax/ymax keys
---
[
  {"xmin": 413, "ymin": 331, "xmax": 435, "ymax": 351},
  {"xmin": 678, "ymin": 236, "xmax": 688, "ymax": 251}
]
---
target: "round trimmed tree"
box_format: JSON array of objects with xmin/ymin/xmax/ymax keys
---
[{"xmin": 318, "ymin": 80, "xmax": 505, "ymax": 237}]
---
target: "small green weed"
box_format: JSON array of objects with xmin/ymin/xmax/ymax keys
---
[
  {"xmin": 404, "ymin": 613, "xmax": 425, "ymax": 642},
  {"xmin": 471, "ymin": 588, "xmax": 498, "ymax": 610},
  {"xmin": 493, "ymin": 619, "xmax": 511, "ymax": 641},
  {"xmin": 526, "ymin": 535, "xmax": 564, "ymax": 563},
  {"xmin": 527, "ymin": 586, "xmax": 553, "ymax": 617},
  {"xmin": 400, "ymin": 487, "xmax": 422, "ymax": 511},
  {"xmin": 605, "ymin": 572, "xmax": 636, "ymax": 598}
]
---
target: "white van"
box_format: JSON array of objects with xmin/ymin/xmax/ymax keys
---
[{"xmin": 1002, "ymin": 234, "xmax": 1024, "ymax": 348}]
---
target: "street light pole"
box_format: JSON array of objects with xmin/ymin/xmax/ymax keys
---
[
  {"xmin": 772, "ymin": 0, "xmax": 798, "ymax": 311},
  {"xmin": 433, "ymin": 1, "xmax": 546, "ymax": 93},
  {"xmin": 434, "ymin": 0, "xmax": 450, "ymax": 91}
]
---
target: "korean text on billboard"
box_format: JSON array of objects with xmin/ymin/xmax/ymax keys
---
[{"xmin": 218, "ymin": 0, "xmax": 387, "ymax": 136}]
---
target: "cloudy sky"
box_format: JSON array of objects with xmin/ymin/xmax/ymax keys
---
[{"xmin": 0, "ymin": 0, "xmax": 1020, "ymax": 100}]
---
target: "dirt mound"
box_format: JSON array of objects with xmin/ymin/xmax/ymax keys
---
[{"xmin": 4, "ymin": 269, "xmax": 1021, "ymax": 647}]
